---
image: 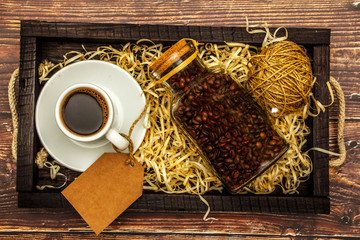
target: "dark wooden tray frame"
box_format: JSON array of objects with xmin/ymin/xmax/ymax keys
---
[{"xmin": 17, "ymin": 20, "xmax": 330, "ymax": 214}]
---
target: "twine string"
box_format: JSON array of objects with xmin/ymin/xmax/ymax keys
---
[
  {"xmin": 8, "ymin": 68, "xmax": 19, "ymax": 161},
  {"xmin": 246, "ymin": 41, "xmax": 314, "ymax": 117},
  {"xmin": 35, "ymin": 148, "xmax": 49, "ymax": 169},
  {"xmin": 328, "ymin": 76, "xmax": 346, "ymax": 167},
  {"xmin": 198, "ymin": 194, "xmax": 218, "ymax": 223},
  {"xmin": 112, "ymin": 94, "xmax": 150, "ymax": 167},
  {"xmin": 36, "ymin": 160, "xmax": 68, "ymax": 190}
]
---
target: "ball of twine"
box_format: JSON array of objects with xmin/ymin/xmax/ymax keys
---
[{"xmin": 246, "ymin": 41, "xmax": 313, "ymax": 117}]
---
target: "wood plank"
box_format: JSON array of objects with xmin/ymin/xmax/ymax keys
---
[
  {"xmin": 0, "ymin": 233, "xmax": 351, "ymax": 240},
  {"xmin": 1, "ymin": 0, "xmax": 360, "ymax": 28},
  {"xmin": 18, "ymin": 192, "xmax": 330, "ymax": 214},
  {"xmin": 20, "ymin": 20, "xmax": 331, "ymax": 45},
  {"xmin": 16, "ymin": 37, "xmax": 38, "ymax": 192},
  {"xmin": 310, "ymin": 45, "xmax": 330, "ymax": 197}
]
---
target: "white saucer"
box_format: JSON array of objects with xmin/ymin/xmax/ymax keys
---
[{"xmin": 35, "ymin": 60, "xmax": 147, "ymax": 172}]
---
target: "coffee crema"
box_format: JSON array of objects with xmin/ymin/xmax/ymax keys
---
[{"xmin": 61, "ymin": 88, "xmax": 109, "ymax": 136}]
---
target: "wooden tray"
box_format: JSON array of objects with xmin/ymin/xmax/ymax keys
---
[{"xmin": 17, "ymin": 20, "xmax": 330, "ymax": 214}]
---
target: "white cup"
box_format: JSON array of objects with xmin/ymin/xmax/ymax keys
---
[{"xmin": 55, "ymin": 83, "xmax": 129, "ymax": 151}]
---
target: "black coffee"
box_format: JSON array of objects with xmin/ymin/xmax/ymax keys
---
[{"xmin": 61, "ymin": 88, "xmax": 109, "ymax": 136}]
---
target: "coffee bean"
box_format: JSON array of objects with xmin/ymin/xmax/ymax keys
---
[
  {"xmin": 177, "ymin": 106, "xmax": 185, "ymax": 115},
  {"xmin": 234, "ymin": 155, "xmax": 240, "ymax": 164},
  {"xmin": 269, "ymin": 140, "xmax": 277, "ymax": 146},
  {"xmin": 256, "ymin": 142, "xmax": 262, "ymax": 149},
  {"xmin": 225, "ymin": 132, "xmax": 231, "ymax": 139},
  {"xmin": 229, "ymin": 164, "xmax": 236, "ymax": 169},
  {"xmin": 260, "ymin": 132, "xmax": 266, "ymax": 139},
  {"xmin": 230, "ymin": 83, "xmax": 237, "ymax": 90},
  {"xmin": 233, "ymin": 170, "xmax": 240, "ymax": 179},
  {"xmin": 226, "ymin": 175, "xmax": 232, "ymax": 183},
  {"xmin": 200, "ymin": 137, "xmax": 210, "ymax": 144},
  {"xmin": 273, "ymin": 136, "xmax": 280, "ymax": 141}
]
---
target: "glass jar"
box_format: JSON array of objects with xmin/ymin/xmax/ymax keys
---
[{"xmin": 148, "ymin": 39, "xmax": 289, "ymax": 193}]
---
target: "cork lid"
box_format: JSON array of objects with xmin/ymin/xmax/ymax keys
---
[{"xmin": 148, "ymin": 39, "xmax": 198, "ymax": 83}]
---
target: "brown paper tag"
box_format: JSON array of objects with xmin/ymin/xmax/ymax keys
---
[{"xmin": 62, "ymin": 153, "xmax": 144, "ymax": 235}]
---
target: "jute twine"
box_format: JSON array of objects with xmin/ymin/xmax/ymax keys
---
[
  {"xmin": 328, "ymin": 76, "xmax": 346, "ymax": 167},
  {"xmin": 8, "ymin": 67, "xmax": 347, "ymax": 184},
  {"xmin": 8, "ymin": 68, "xmax": 19, "ymax": 161},
  {"xmin": 246, "ymin": 41, "xmax": 314, "ymax": 117},
  {"xmin": 112, "ymin": 98, "xmax": 150, "ymax": 167}
]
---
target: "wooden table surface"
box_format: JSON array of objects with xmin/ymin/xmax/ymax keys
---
[{"xmin": 1, "ymin": 0, "xmax": 359, "ymax": 239}]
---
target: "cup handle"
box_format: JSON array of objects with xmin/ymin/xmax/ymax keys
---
[{"xmin": 105, "ymin": 128, "xmax": 129, "ymax": 151}]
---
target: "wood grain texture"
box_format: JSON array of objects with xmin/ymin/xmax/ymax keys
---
[
  {"xmin": 0, "ymin": 192, "xmax": 359, "ymax": 237},
  {"xmin": 0, "ymin": 0, "xmax": 359, "ymax": 238},
  {"xmin": 1, "ymin": 234, "xmax": 351, "ymax": 240},
  {"xmin": 19, "ymin": 20, "xmax": 331, "ymax": 44},
  {"xmin": 0, "ymin": 233, "xmax": 354, "ymax": 240},
  {"xmin": 310, "ymin": 45, "xmax": 330, "ymax": 197},
  {"xmin": 16, "ymin": 37, "xmax": 38, "ymax": 192},
  {"xmin": 17, "ymin": 192, "xmax": 330, "ymax": 214}
]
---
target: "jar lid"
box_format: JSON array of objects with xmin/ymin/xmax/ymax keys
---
[{"xmin": 148, "ymin": 39, "xmax": 199, "ymax": 83}]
